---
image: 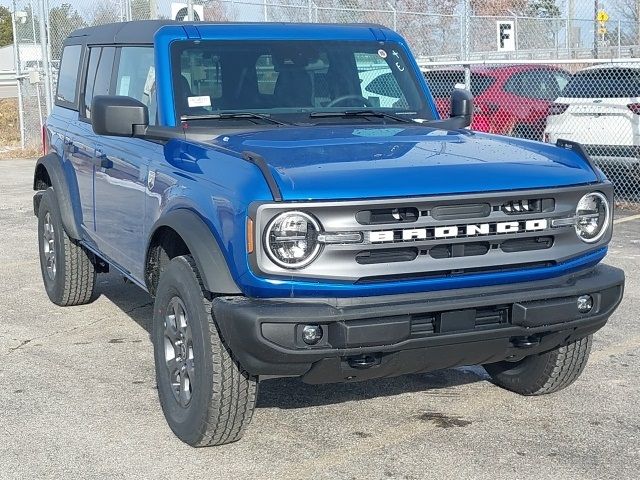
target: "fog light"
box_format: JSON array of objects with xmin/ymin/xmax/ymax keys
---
[
  {"xmin": 302, "ymin": 325, "xmax": 323, "ymax": 345},
  {"xmin": 577, "ymin": 295, "xmax": 593, "ymax": 313}
]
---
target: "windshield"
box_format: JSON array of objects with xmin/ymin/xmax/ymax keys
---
[
  {"xmin": 562, "ymin": 68, "xmax": 640, "ymax": 98},
  {"xmin": 170, "ymin": 40, "xmax": 430, "ymax": 123}
]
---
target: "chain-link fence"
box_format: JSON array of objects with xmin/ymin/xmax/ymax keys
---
[{"xmin": 421, "ymin": 59, "xmax": 640, "ymax": 209}]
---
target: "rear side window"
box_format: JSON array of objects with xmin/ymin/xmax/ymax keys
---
[
  {"xmin": 56, "ymin": 45, "xmax": 82, "ymax": 106},
  {"xmin": 562, "ymin": 68, "xmax": 640, "ymax": 98},
  {"xmin": 115, "ymin": 47, "xmax": 157, "ymax": 124}
]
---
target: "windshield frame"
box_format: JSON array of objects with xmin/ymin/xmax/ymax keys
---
[{"xmin": 169, "ymin": 39, "xmax": 432, "ymax": 125}]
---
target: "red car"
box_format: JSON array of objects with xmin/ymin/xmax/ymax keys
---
[{"xmin": 424, "ymin": 65, "xmax": 571, "ymax": 140}]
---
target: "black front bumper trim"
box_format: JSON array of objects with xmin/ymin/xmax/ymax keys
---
[{"xmin": 213, "ymin": 264, "xmax": 624, "ymax": 383}]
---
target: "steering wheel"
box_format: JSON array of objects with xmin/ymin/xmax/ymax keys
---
[{"xmin": 327, "ymin": 95, "xmax": 373, "ymax": 108}]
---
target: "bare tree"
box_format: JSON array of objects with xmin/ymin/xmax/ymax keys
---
[{"xmin": 612, "ymin": 0, "xmax": 640, "ymax": 45}]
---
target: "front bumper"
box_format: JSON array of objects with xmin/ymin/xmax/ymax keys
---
[{"xmin": 213, "ymin": 264, "xmax": 624, "ymax": 384}]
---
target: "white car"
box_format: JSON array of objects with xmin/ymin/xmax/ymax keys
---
[{"xmin": 544, "ymin": 63, "xmax": 640, "ymax": 170}]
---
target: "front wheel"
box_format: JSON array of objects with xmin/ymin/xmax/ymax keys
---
[
  {"xmin": 153, "ymin": 255, "xmax": 258, "ymax": 446},
  {"xmin": 37, "ymin": 187, "xmax": 97, "ymax": 306},
  {"xmin": 484, "ymin": 336, "xmax": 593, "ymax": 396}
]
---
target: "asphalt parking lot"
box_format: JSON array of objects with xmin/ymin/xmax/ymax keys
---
[{"xmin": 0, "ymin": 158, "xmax": 638, "ymax": 480}]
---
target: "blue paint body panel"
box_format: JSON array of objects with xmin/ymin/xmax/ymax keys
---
[{"xmin": 45, "ymin": 22, "xmax": 610, "ymax": 300}]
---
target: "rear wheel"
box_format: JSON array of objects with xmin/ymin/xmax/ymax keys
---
[
  {"xmin": 153, "ymin": 255, "xmax": 257, "ymax": 446},
  {"xmin": 484, "ymin": 336, "xmax": 592, "ymax": 395},
  {"xmin": 37, "ymin": 188, "xmax": 97, "ymax": 306}
]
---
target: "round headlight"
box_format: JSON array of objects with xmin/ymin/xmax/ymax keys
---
[
  {"xmin": 575, "ymin": 192, "xmax": 610, "ymax": 243},
  {"xmin": 264, "ymin": 211, "xmax": 322, "ymax": 268}
]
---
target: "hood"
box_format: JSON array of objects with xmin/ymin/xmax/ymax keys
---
[{"xmin": 206, "ymin": 125, "xmax": 598, "ymax": 201}]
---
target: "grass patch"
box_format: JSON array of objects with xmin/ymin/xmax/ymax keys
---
[{"xmin": 0, "ymin": 98, "xmax": 21, "ymax": 147}]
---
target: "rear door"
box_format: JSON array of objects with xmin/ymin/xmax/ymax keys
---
[{"xmin": 93, "ymin": 46, "xmax": 162, "ymax": 279}]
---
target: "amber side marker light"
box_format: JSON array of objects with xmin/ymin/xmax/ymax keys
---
[{"xmin": 247, "ymin": 217, "xmax": 255, "ymax": 254}]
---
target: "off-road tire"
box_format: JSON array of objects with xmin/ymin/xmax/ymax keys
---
[
  {"xmin": 153, "ymin": 255, "xmax": 257, "ymax": 447},
  {"xmin": 37, "ymin": 187, "xmax": 97, "ymax": 306},
  {"xmin": 484, "ymin": 335, "xmax": 593, "ymax": 395}
]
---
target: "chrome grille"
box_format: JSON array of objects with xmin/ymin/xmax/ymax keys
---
[{"xmin": 252, "ymin": 185, "xmax": 611, "ymax": 282}]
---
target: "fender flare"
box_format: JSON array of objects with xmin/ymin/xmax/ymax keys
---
[
  {"xmin": 148, "ymin": 209, "xmax": 241, "ymax": 295},
  {"xmin": 34, "ymin": 153, "xmax": 83, "ymax": 240}
]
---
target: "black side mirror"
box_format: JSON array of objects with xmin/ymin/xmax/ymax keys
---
[
  {"xmin": 91, "ymin": 95, "xmax": 149, "ymax": 137},
  {"xmin": 450, "ymin": 88, "xmax": 474, "ymax": 128}
]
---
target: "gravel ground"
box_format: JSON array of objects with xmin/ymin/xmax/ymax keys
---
[{"xmin": 0, "ymin": 158, "xmax": 638, "ymax": 480}]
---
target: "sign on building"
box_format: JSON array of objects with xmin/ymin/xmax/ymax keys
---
[{"xmin": 497, "ymin": 21, "xmax": 515, "ymax": 52}]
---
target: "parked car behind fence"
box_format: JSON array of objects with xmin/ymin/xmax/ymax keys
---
[
  {"xmin": 424, "ymin": 65, "xmax": 571, "ymax": 141},
  {"xmin": 420, "ymin": 60, "xmax": 640, "ymax": 208},
  {"xmin": 544, "ymin": 63, "xmax": 640, "ymax": 201}
]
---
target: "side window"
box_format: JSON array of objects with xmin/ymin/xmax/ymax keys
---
[
  {"xmin": 82, "ymin": 47, "xmax": 115, "ymax": 119},
  {"xmin": 83, "ymin": 48, "xmax": 100, "ymax": 117},
  {"xmin": 115, "ymin": 47, "xmax": 157, "ymax": 124},
  {"xmin": 56, "ymin": 44, "xmax": 82, "ymax": 107},
  {"xmin": 504, "ymin": 72, "xmax": 528, "ymax": 96}
]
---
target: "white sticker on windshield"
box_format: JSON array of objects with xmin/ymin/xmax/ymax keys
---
[
  {"xmin": 187, "ymin": 96, "xmax": 211, "ymax": 108},
  {"xmin": 378, "ymin": 49, "xmax": 387, "ymax": 59}
]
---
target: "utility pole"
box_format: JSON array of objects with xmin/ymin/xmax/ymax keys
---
[{"xmin": 593, "ymin": 0, "xmax": 598, "ymax": 58}]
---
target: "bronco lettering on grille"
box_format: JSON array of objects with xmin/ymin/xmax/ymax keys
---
[{"xmin": 369, "ymin": 219, "xmax": 548, "ymax": 243}]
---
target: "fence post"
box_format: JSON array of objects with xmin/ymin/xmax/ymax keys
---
[
  {"xmin": 149, "ymin": 0, "xmax": 157, "ymax": 19},
  {"xmin": 308, "ymin": 0, "xmax": 312, "ymax": 22},
  {"xmin": 263, "ymin": 0, "xmax": 267, "ymax": 21},
  {"xmin": 618, "ymin": 20, "xmax": 622, "ymax": 58},
  {"xmin": 462, "ymin": 0, "xmax": 470, "ymax": 61},
  {"xmin": 187, "ymin": 0, "xmax": 194, "ymax": 21},
  {"xmin": 10, "ymin": 7, "xmax": 25, "ymax": 149},
  {"xmin": 37, "ymin": 0, "xmax": 52, "ymax": 115}
]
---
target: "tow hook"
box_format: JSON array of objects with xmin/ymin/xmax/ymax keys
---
[
  {"xmin": 347, "ymin": 354, "xmax": 381, "ymax": 369},
  {"xmin": 512, "ymin": 336, "xmax": 540, "ymax": 349}
]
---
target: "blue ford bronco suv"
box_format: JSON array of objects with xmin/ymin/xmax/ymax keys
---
[{"xmin": 34, "ymin": 20, "xmax": 624, "ymax": 446}]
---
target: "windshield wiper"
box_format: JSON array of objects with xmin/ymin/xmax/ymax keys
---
[
  {"xmin": 308, "ymin": 110, "xmax": 414, "ymax": 123},
  {"xmin": 181, "ymin": 112, "xmax": 290, "ymax": 126}
]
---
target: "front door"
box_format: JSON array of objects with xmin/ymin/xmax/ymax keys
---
[{"xmin": 92, "ymin": 46, "xmax": 159, "ymax": 280}]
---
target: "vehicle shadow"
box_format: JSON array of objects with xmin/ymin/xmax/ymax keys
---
[{"xmin": 96, "ymin": 272, "xmax": 489, "ymax": 410}]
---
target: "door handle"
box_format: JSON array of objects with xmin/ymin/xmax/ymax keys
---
[
  {"xmin": 63, "ymin": 140, "xmax": 78, "ymax": 154},
  {"xmin": 95, "ymin": 151, "xmax": 113, "ymax": 170}
]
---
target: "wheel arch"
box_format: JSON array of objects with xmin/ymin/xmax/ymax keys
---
[
  {"xmin": 33, "ymin": 153, "xmax": 82, "ymax": 240},
  {"xmin": 145, "ymin": 209, "xmax": 241, "ymax": 296}
]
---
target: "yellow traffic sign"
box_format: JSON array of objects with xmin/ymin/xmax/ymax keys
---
[
  {"xmin": 598, "ymin": 27, "xmax": 607, "ymax": 35},
  {"xmin": 597, "ymin": 10, "xmax": 609, "ymax": 23}
]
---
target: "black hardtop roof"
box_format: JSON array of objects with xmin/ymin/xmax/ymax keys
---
[{"xmin": 65, "ymin": 20, "xmax": 387, "ymax": 46}]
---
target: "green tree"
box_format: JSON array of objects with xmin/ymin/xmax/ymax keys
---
[
  {"xmin": 0, "ymin": 6, "xmax": 13, "ymax": 48},
  {"xmin": 49, "ymin": 4, "xmax": 86, "ymax": 60}
]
